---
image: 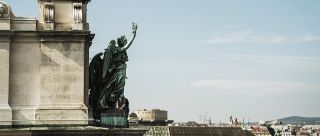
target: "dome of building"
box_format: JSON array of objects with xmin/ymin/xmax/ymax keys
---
[{"xmin": 129, "ymin": 113, "xmax": 138, "ymax": 118}]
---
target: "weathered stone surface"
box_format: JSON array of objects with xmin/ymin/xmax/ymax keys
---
[
  {"xmin": 34, "ymin": 40, "xmax": 87, "ymax": 125},
  {"xmin": 0, "ymin": 0, "xmax": 93, "ymax": 126}
]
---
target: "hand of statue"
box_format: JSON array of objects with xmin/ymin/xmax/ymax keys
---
[{"xmin": 132, "ymin": 22, "xmax": 138, "ymax": 35}]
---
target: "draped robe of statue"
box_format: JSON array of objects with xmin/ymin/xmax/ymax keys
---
[{"xmin": 99, "ymin": 41, "xmax": 128, "ymax": 109}]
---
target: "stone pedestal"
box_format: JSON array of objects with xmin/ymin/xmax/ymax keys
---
[
  {"xmin": 100, "ymin": 109, "xmax": 127, "ymax": 128},
  {"xmin": 44, "ymin": 23, "xmax": 54, "ymax": 31},
  {"xmin": 6, "ymin": 31, "xmax": 92, "ymax": 126},
  {"xmin": 0, "ymin": 0, "xmax": 94, "ymax": 126}
]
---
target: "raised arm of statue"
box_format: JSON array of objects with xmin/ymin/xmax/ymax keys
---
[{"xmin": 120, "ymin": 23, "xmax": 138, "ymax": 52}]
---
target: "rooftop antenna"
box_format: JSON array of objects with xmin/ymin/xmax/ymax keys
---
[
  {"xmin": 242, "ymin": 117, "xmax": 245, "ymax": 125},
  {"xmin": 204, "ymin": 112, "xmax": 207, "ymax": 124},
  {"xmin": 198, "ymin": 115, "xmax": 202, "ymax": 124}
]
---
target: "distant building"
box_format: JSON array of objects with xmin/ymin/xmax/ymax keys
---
[
  {"xmin": 313, "ymin": 130, "xmax": 320, "ymax": 136},
  {"xmin": 299, "ymin": 125, "xmax": 320, "ymax": 136},
  {"xmin": 303, "ymin": 125, "xmax": 320, "ymax": 130},
  {"xmin": 131, "ymin": 126, "xmax": 255, "ymax": 136},
  {"xmin": 270, "ymin": 125, "xmax": 295, "ymax": 136},
  {"xmin": 129, "ymin": 109, "xmax": 173, "ymax": 126},
  {"xmin": 245, "ymin": 123, "xmax": 320, "ymax": 136},
  {"xmin": 249, "ymin": 125, "xmax": 271, "ymax": 136},
  {"xmin": 169, "ymin": 122, "xmax": 195, "ymax": 127},
  {"xmin": 135, "ymin": 109, "xmax": 168, "ymax": 121}
]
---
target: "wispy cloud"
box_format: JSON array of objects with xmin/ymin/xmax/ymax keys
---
[
  {"xmin": 213, "ymin": 54, "xmax": 320, "ymax": 61},
  {"xmin": 211, "ymin": 54, "xmax": 320, "ymax": 69},
  {"xmin": 297, "ymin": 34, "xmax": 320, "ymax": 42},
  {"xmin": 206, "ymin": 30, "xmax": 320, "ymax": 45},
  {"xmin": 190, "ymin": 80, "xmax": 319, "ymax": 93},
  {"xmin": 205, "ymin": 30, "xmax": 252, "ymax": 44}
]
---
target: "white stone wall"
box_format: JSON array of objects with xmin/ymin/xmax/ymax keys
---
[
  {"xmin": 35, "ymin": 40, "xmax": 88, "ymax": 124},
  {"xmin": 0, "ymin": 0, "xmax": 92, "ymax": 126},
  {"xmin": 135, "ymin": 109, "xmax": 168, "ymax": 121},
  {"xmin": 6, "ymin": 33, "xmax": 91, "ymax": 126}
]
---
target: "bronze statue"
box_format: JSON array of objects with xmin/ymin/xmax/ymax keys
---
[{"xmin": 89, "ymin": 23, "xmax": 137, "ymax": 124}]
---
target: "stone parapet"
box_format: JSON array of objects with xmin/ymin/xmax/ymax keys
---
[{"xmin": 0, "ymin": 126, "xmax": 147, "ymax": 136}]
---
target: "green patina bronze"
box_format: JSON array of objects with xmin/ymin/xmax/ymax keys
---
[
  {"xmin": 100, "ymin": 109, "xmax": 127, "ymax": 127},
  {"xmin": 89, "ymin": 23, "xmax": 137, "ymax": 127}
]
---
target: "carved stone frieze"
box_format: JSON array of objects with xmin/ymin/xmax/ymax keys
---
[
  {"xmin": 44, "ymin": 2, "xmax": 54, "ymax": 23},
  {"xmin": 73, "ymin": 3, "xmax": 82, "ymax": 23}
]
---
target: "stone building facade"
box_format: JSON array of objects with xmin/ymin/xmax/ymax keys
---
[
  {"xmin": 135, "ymin": 109, "xmax": 168, "ymax": 121},
  {"xmin": 0, "ymin": 0, "xmax": 93, "ymax": 126}
]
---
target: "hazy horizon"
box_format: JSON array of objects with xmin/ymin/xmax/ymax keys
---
[{"xmin": 8, "ymin": 0, "xmax": 320, "ymax": 123}]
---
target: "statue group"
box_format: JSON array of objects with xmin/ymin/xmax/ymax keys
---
[{"xmin": 89, "ymin": 23, "xmax": 138, "ymax": 127}]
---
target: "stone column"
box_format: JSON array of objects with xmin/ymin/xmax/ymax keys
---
[
  {"xmin": 9, "ymin": 33, "xmax": 40, "ymax": 125},
  {"xmin": 0, "ymin": 33, "xmax": 12, "ymax": 126},
  {"xmin": 0, "ymin": 1, "xmax": 12, "ymax": 126}
]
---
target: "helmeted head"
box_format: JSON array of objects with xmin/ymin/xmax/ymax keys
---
[
  {"xmin": 108, "ymin": 40, "xmax": 116, "ymax": 47},
  {"xmin": 117, "ymin": 35, "xmax": 127, "ymax": 47}
]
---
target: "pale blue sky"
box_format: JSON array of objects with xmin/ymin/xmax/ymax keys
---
[{"xmin": 7, "ymin": 0, "xmax": 320, "ymax": 123}]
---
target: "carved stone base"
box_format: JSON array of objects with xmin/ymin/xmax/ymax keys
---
[
  {"xmin": 0, "ymin": 105, "xmax": 12, "ymax": 126},
  {"xmin": 34, "ymin": 105, "xmax": 88, "ymax": 125},
  {"xmin": 11, "ymin": 106, "xmax": 37, "ymax": 125},
  {"xmin": 44, "ymin": 23, "xmax": 54, "ymax": 31},
  {"xmin": 72, "ymin": 23, "xmax": 83, "ymax": 31}
]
